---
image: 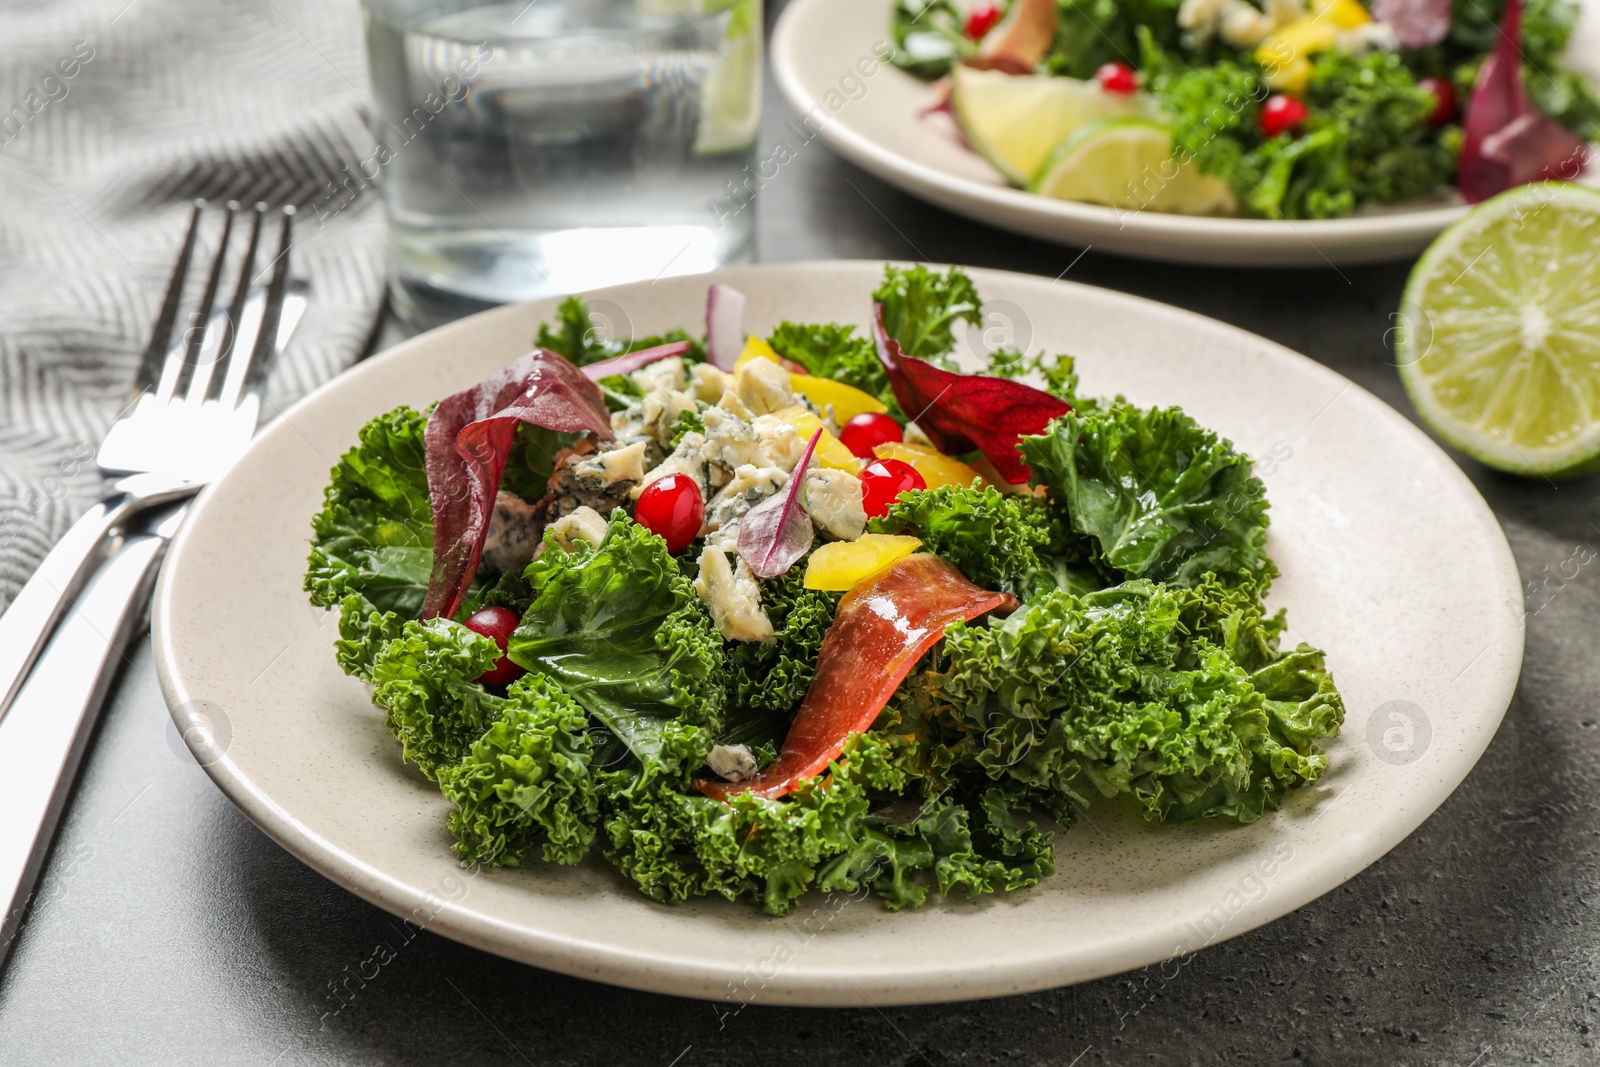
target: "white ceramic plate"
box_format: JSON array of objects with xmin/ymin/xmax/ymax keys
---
[
  {"xmin": 770, "ymin": 0, "xmax": 1600, "ymax": 266},
  {"xmin": 153, "ymin": 262, "xmax": 1523, "ymax": 1006}
]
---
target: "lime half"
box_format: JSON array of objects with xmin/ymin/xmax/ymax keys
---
[
  {"xmin": 1397, "ymin": 182, "xmax": 1600, "ymax": 478},
  {"xmin": 1028, "ymin": 118, "xmax": 1235, "ymax": 215},
  {"xmin": 949, "ymin": 66, "xmax": 1145, "ymax": 187}
]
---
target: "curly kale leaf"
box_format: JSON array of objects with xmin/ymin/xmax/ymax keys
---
[
  {"xmin": 305, "ymin": 405, "xmax": 432, "ymax": 616},
  {"xmin": 935, "ymin": 580, "xmax": 1343, "ymax": 825},
  {"xmin": 1306, "ymin": 51, "xmax": 1454, "ymax": 207},
  {"xmin": 1150, "ymin": 42, "xmax": 1455, "ymax": 218},
  {"xmin": 726, "ymin": 567, "xmax": 838, "ymax": 718},
  {"xmin": 600, "ymin": 733, "xmax": 1055, "ymax": 915},
  {"xmin": 888, "ymin": 0, "xmax": 973, "ymax": 80},
  {"xmin": 439, "ymin": 671, "xmax": 601, "ymax": 867},
  {"xmin": 534, "ymin": 296, "xmax": 706, "ymax": 367},
  {"xmin": 507, "ymin": 514, "xmax": 726, "ymax": 763},
  {"xmin": 765, "ymin": 321, "xmax": 902, "ymax": 419},
  {"xmin": 988, "ymin": 350, "xmax": 1084, "ymax": 404},
  {"xmin": 818, "ymin": 787, "xmax": 1057, "ymax": 909},
  {"xmin": 1150, "ymin": 53, "xmax": 1348, "ymax": 219},
  {"xmin": 370, "ymin": 618, "xmax": 506, "ymax": 780},
  {"xmin": 1042, "ymin": 0, "xmax": 1187, "ymax": 79},
  {"xmin": 871, "ymin": 264, "xmax": 981, "ymax": 364},
  {"xmin": 456, "ymin": 568, "xmax": 534, "ymax": 621},
  {"xmin": 870, "ymin": 484, "xmax": 1061, "ymax": 598},
  {"xmin": 334, "ymin": 594, "xmax": 407, "ymax": 683},
  {"xmin": 1019, "ymin": 402, "xmax": 1272, "ymax": 589}
]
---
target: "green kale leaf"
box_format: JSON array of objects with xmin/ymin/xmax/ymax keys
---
[
  {"xmin": 888, "ymin": 0, "xmax": 973, "ymax": 80},
  {"xmin": 870, "ymin": 483, "xmax": 1060, "ymax": 598},
  {"xmin": 370, "ymin": 617, "xmax": 506, "ymax": 780},
  {"xmin": 935, "ymin": 580, "xmax": 1342, "ymax": 825},
  {"xmin": 871, "ymin": 263, "xmax": 981, "ymax": 364},
  {"xmin": 506, "ymin": 514, "xmax": 726, "ymax": 764},
  {"xmin": 439, "ymin": 671, "xmax": 601, "ymax": 867},
  {"xmin": 1044, "ymin": 0, "xmax": 1184, "ymax": 80},
  {"xmin": 988, "ymin": 349, "xmax": 1084, "ymax": 403},
  {"xmin": 305, "ymin": 405, "xmax": 433, "ymax": 616},
  {"xmin": 1019, "ymin": 402, "xmax": 1272, "ymax": 588},
  {"xmin": 535, "ymin": 295, "xmax": 706, "ymax": 367},
  {"xmin": 1150, "ymin": 41, "xmax": 1454, "ymax": 219},
  {"xmin": 1306, "ymin": 51, "xmax": 1453, "ymax": 208},
  {"xmin": 333, "ymin": 594, "xmax": 406, "ymax": 683},
  {"xmin": 725, "ymin": 567, "xmax": 838, "ymax": 719},
  {"xmin": 765, "ymin": 321, "xmax": 903, "ymax": 419},
  {"xmin": 600, "ymin": 733, "xmax": 1055, "ymax": 915}
]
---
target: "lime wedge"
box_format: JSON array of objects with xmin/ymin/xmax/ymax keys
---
[
  {"xmin": 1397, "ymin": 182, "xmax": 1600, "ymax": 478},
  {"xmin": 1028, "ymin": 118, "xmax": 1236, "ymax": 214},
  {"xmin": 693, "ymin": 17, "xmax": 760, "ymax": 155},
  {"xmin": 949, "ymin": 66, "xmax": 1145, "ymax": 186}
]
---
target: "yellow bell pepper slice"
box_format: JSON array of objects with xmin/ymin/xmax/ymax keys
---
[
  {"xmin": 873, "ymin": 441, "xmax": 987, "ymax": 491},
  {"xmin": 789, "ymin": 374, "xmax": 887, "ymax": 425},
  {"xmin": 1316, "ymin": 0, "xmax": 1371, "ymax": 29},
  {"xmin": 774, "ymin": 406, "xmax": 861, "ymax": 472},
  {"xmin": 1257, "ymin": 0, "xmax": 1368, "ymax": 92},
  {"xmin": 803, "ymin": 535, "xmax": 923, "ymax": 592},
  {"xmin": 735, "ymin": 335, "xmax": 781, "ymax": 370},
  {"xmin": 1262, "ymin": 55, "xmax": 1313, "ymax": 93}
]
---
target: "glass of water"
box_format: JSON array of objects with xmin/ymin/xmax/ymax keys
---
[{"xmin": 360, "ymin": 0, "xmax": 761, "ymax": 328}]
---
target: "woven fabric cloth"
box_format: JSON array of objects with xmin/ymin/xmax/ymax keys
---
[{"xmin": 0, "ymin": 0, "xmax": 387, "ymax": 608}]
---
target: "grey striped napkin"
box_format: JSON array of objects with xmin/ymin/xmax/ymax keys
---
[{"xmin": 0, "ymin": 0, "xmax": 388, "ymax": 609}]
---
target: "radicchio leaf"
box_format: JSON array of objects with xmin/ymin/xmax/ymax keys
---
[
  {"xmin": 736, "ymin": 429, "xmax": 824, "ymax": 579},
  {"xmin": 1369, "ymin": 0, "xmax": 1452, "ymax": 49},
  {"xmin": 578, "ymin": 339, "xmax": 693, "ymax": 381},
  {"xmin": 705, "ymin": 283, "xmax": 745, "ymax": 371},
  {"xmin": 422, "ymin": 350, "xmax": 613, "ymax": 620},
  {"xmin": 1459, "ymin": 0, "xmax": 1590, "ymax": 204},
  {"xmin": 871, "ymin": 303, "xmax": 1070, "ymax": 483}
]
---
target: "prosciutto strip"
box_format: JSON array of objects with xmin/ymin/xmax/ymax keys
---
[
  {"xmin": 695, "ymin": 554, "xmax": 1017, "ymax": 802},
  {"xmin": 976, "ymin": 0, "xmax": 1056, "ymax": 69},
  {"xmin": 422, "ymin": 350, "xmax": 614, "ymax": 620}
]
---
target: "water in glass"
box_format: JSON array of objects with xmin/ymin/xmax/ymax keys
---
[{"xmin": 360, "ymin": 0, "xmax": 761, "ymax": 326}]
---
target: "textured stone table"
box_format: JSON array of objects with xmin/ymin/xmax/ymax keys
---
[{"xmin": 2, "ymin": 1, "xmax": 1596, "ymax": 1061}]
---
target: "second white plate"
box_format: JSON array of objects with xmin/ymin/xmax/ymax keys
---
[{"xmin": 770, "ymin": 0, "xmax": 1600, "ymax": 266}]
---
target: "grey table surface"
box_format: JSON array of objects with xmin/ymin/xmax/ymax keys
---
[{"xmin": 3, "ymin": 3, "xmax": 1598, "ymax": 1063}]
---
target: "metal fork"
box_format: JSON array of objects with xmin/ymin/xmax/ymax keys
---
[{"xmin": 0, "ymin": 200, "xmax": 295, "ymax": 723}]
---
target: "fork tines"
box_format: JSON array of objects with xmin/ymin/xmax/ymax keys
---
[{"xmin": 130, "ymin": 200, "xmax": 296, "ymax": 412}]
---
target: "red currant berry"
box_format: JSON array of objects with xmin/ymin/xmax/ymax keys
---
[
  {"xmin": 1095, "ymin": 62, "xmax": 1139, "ymax": 95},
  {"xmin": 859, "ymin": 458, "xmax": 926, "ymax": 518},
  {"xmin": 1417, "ymin": 75, "xmax": 1457, "ymax": 126},
  {"xmin": 838, "ymin": 412, "xmax": 904, "ymax": 459},
  {"xmin": 464, "ymin": 606, "xmax": 524, "ymax": 686},
  {"xmin": 1259, "ymin": 94, "xmax": 1309, "ymax": 138},
  {"xmin": 635, "ymin": 473, "xmax": 704, "ymax": 554},
  {"xmin": 964, "ymin": 2, "xmax": 1002, "ymax": 40}
]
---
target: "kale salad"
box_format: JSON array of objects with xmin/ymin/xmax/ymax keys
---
[
  {"xmin": 305, "ymin": 265, "xmax": 1344, "ymax": 916},
  {"xmin": 891, "ymin": 0, "xmax": 1597, "ymax": 218}
]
